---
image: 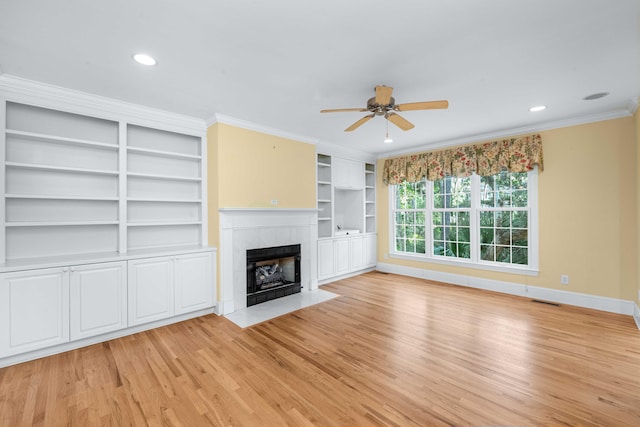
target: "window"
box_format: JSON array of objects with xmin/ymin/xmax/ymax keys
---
[{"xmin": 390, "ymin": 169, "xmax": 537, "ymax": 273}]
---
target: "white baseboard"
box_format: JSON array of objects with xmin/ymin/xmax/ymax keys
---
[
  {"xmin": 318, "ymin": 267, "xmax": 376, "ymax": 286},
  {"xmin": 376, "ymin": 263, "xmax": 637, "ymax": 320}
]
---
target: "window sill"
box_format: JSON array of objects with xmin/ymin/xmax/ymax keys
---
[{"xmin": 388, "ymin": 252, "xmax": 539, "ymax": 277}]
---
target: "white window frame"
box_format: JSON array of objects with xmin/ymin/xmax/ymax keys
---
[{"xmin": 388, "ymin": 168, "xmax": 539, "ymax": 276}]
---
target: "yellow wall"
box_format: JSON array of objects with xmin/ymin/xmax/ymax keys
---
[
  {"xmin": 377, "ymin": 116, "xmax": 638, "ymax": 301},
  {"xmin": 215, "ymin": 124, "xmax": 316, "ymax": 208},
  {"xmin": 207, "ymin": 122, "xmax": 317, "ymax": 299}
]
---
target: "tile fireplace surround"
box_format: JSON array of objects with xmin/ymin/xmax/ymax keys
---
[{"xmin": 218, "ymin": 208, "xmax": 319, "ymax": 315}]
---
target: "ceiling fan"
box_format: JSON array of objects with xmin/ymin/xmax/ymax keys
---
[{"xmin": 320, "ymin": 85, "xmax": 448, "ymax": 132}]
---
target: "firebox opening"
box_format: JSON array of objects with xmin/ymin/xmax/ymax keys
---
[{"xmin": 246, "ymin": 244, "xmax": 301, "ymax": 307}]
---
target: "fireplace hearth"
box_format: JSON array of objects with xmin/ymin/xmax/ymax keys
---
[{"xmin": 246, "ymin": 244, "xmax": 301, "ymax": 307}]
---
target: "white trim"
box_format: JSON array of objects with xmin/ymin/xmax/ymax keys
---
[
  {"xmin": 209, "ymin": 113, "xmax": 319, "ymax": 145},
  {"xmin": 379, "ymin": 108, "xmax": 635, "ymax": 159},
  {"xmin": 0, "ymin": 306, "xmax": 217, "ymax": 368},
  {"xmin": 376, "ymin": 262, "xmax": 636, "ymax": 316},
  {"xmin": 0, "ymin": 75, "xmax": 206, "ymax": 136},
  {"xmin": 0, "ymin": 99, "xmax": 6, "ymax": 263},
  {"xmin": 315, "ymin": 142, "xmax": 377, "ymax": 164},
  {"xmin": 634, "ymin": 303, "xmax": 640, "ymax": 331},
  {"xmin": 118, "ymin": 122, "xmax": 127, "ymax": 253}
]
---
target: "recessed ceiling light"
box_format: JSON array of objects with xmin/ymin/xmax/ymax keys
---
[
  {"xmin": 583, "ymin": 92, "xmax": 609, "ymax": 101},
  {"xmin": 132, "ymin": 53, "xmax": 157, "ymax": 66},
  {"xmin": 529, "ymin": 105, "xmax": 546, "ymax": 112}
]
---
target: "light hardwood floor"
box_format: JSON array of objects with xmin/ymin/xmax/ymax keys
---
[{"xmin": 1, "ymin": 271, "xmax": 640, "ymax": 426}]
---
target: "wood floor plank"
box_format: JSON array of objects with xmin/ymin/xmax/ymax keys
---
[{"xmin": 2, "ymin": 271, "xmax": 640, "ymax": 426}]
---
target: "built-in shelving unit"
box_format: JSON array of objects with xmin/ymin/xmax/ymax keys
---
[
  {"xmin": 3, "ymin": 102, "xmax": 120, "ymax": 261},
  {"xmin": 317, "ymin": 154, "xmax": 333, "ymax": 238},
  {"xmin": 126, "ymin": 125, "xmax": 203, "ymax": 251},
  {"xmin": 365, "ymin": 162, "xmax": 376, "ymax": 234},
  {"xmin": 1, "ymin": 100, "xmax": 207, "ymax": 264},
  {"xmin": 316, "ymin": 153, "xmax": 377, "ymax": 282}
]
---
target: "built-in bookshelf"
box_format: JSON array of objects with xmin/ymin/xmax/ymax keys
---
[
  {"xmin": 365, "ymin": 162, "xmax": 376, "ymax": 233},
  {"xmin": 317, "ymin": 153, "xmax": 333, "ymax": 238},
  {"xmin": 1, "ymin": 100, "xmax": 207, "ymax": 264}
]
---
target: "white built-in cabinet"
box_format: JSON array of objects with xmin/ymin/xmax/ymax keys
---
[
  {"xmin": 128, "ymin": 252, "xmax": 213, "ymax": 326},
  {"xmin": 0, "ymin": 79, "xmax": 216, "ymax": 367},
  {"xmin": 316, "ymin": 153, "xmax": 377, "ymax": 282},
  {"xmin": 70, "ymin": 261, "xmax": 127, "ymax": 341}
]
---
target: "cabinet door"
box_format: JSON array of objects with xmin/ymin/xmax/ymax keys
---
[
  {"xmin": 333, "ymin": 158, "xmax": 364, "ymax": 189},
  {"xmin": 334, "ymin": 238, "xmax": 350, "ymax": 276},
  {"xmin": 174, "ymin": 252, "xmax": 214, "ymax": 315},
  {"xmin": 128, "ymin": 256, "xmax": 174, "ymax": 326},
  {"xmin": 317, "ymin": 239, "xmax": 335, "ymax": 280},
  {"xmin": 364, "ymin": 234, "xmax": 377, "ymax": 267},
  {"xmin": 0, "ymin": 268, "xmax": 69, "ymax": 357},
  {"xmin": 70, "ymin": 261, "xmax": 127, "ymax": 340},
  {"xmin": 349, "ymin": 235, "xmax": 365, "ymax": 272}
]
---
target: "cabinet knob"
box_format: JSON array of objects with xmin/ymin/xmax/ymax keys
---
[
  {"xmin": 70, "ymin": 267, "xmax": 76, "ymax": 272},
  {"xmin": 62, "ymin": 267, "xmax": 69, "ymax": 272}
]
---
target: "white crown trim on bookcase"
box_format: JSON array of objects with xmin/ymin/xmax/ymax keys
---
[
  {"xmin": 208, "ymin": 113, "xmax": 319, "ymax": 145},
  {"xmin": 0, "ymin": 75, "xmax": 206, "ymax": 136}
]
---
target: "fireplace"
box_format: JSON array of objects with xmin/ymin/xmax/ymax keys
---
[{"xmin": 246, "ymin": 244, "xmax": 301, "ymax": 307}]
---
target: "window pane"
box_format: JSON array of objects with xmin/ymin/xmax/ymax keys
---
[
  {"xmin": 459, "ymin": 243, "xmax": 471, "ymax": 259},
  {"xmin": 404, "ymin": 225, "xmax": 415, "ymax": 240},
  {"xmin": 433, "ymin": 227, "xmax": 443, "ymax": 240},
  {"xmin": 396, "ymin": 225, "xmax": 405, "ymax": 238},
  {"xmin": 481, "ymin": 191, "xmax": 495, "ymax": 207},
  {"xmin": 496, "ymin": 212, "xmax": 511, "ymax": 227},
  {"xmin": 433, "ymin": 241, "xmax": 445, "ymax": 255},
  {"xmin": 496, "ymin": 246, "xmax": 511, "ymax": 263},
  {"xmin": 512, "ymin": 190, "xmax": 528, "ymax": 207},
  {"xmin": 459, "ymin": 212, "xmax": 470, "ymax": 226},
  {"xmin": 512, "ymin": 211, "xmax": 528, "ymax": 228},
  {"xmin": 396, "ymin": 238, "xmax": 405, "ymax": 252},
  {"xmin": 496, "ymin": 229, "xmax": 511, "ymax": 245},
  {"xmin": 406, "ymin": 212, "xmax": 415, "ymax": 225},
  {"xmin": 480, "ymin": 227, "xmax": 494, "ymax": 244},
  {"xmin": 395, "ymin": 212, "xmax": 405, "ymax": 225},
  {"xmin": 458, "ymin": 227, "xmax": 471, "ymax": 243},
  {"xmin": 480, "ymin": 211, "xmax": 494, "ymax": 227},
  {"xmin": 416, "ymin": 240, "xmax": 426, "ymax": 254},
  {"xmin": 415, "ymin": 181, "xmax": 427, "ymax": 209},
  {"xmin": 432, "ymin": 212, "xmax": 443, "ymax": 225},
  {"xmin": 481, "ymin": 244, "xmax": 495, "ymax": 261},
  {"xmin": 512, "ymin": 247, "xmax": 528, "ymax": 265},
  {"xmin": 416, "ymin": 225, "xmax": 425, "ymax": 239},
  {"xmin": 416, "ymin": 211, "xmax": 425, "ymax": 225},
  {"xmin": 433, "ymin": 194, "xmax": 444, "ymax": 209},
  {"xmin": 406, "ymin": 239, "xmax": 415, "ymax": 252}
]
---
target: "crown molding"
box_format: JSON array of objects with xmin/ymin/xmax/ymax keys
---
[
  {"xmin": 378, "ymin": 107, "xmax": 635, "ymax": 159},
  {"xmin": 209, "ymin": 113, "xmax": 319, "ymax": 145},
  {"xmin": 314, "ymin": 141, "xmax": 377, "ymax": 163},
  {"xmin": 0, "ymin": 75, "xmax": 206, "ymax": 136}
]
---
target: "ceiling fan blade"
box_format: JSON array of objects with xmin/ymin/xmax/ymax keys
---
[
  {"xmin": 375, "ymin": 85, "xmax": 393, "ymax": 105},
  {"xmin": 320, "ymin": 108, "xmax": 368, "ymax": 113},
  {"xmin": 387, "ymin": 113, "xmax": 415, "ymax": 131},
  {"xmin": 395, "ymin": 100, "xmax": 449, "ymax": 111},
  {"xmin": 345, "ymin": 114, "xmax": 375, "ymax": 132}
]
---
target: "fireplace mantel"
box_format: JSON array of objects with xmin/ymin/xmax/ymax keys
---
[{"xmin": 218, "ymin": 208, "xmax": 319, "ymax": 314}]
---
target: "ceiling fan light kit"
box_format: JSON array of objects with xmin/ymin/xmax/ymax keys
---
[{"xmin": 321, "ymin": 85, "xmax": 449, "ymax": 134}]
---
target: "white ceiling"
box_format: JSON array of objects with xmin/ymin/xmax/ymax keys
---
[{"xmin": 1, "ymin": 0, "xmax": 638, "ymax": 156}]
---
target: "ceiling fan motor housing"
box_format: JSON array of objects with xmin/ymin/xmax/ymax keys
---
[{"xmin": 367, "ymin": 96, "xmax": 396, "ymax": 115}]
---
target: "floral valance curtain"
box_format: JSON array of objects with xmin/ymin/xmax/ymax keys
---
[{"xmin": 382, "ymin": 134, "xmax": 543, "ymax": 185}]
